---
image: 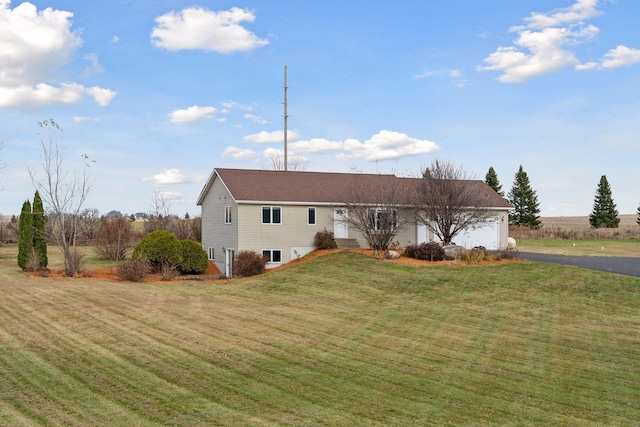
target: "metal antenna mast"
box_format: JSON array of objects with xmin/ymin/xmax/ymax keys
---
[{"xmin": 283, "ymin": 65, "xmax": 288, "ymax": 171}]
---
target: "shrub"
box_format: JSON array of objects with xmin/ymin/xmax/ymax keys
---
[
  {"xmin": 116, "ymin": 258, "xmax": 150, "ymax": 282},
  {"xmin": 314, "ymin": 229, "xmax": 337, "ymax": 249},
  {"xmin": 233, "ymin": 250, "xmax": 267, "ymax": 277},
  {"xmin": 132, "ymin": 230, "xmax": 182, "ymax": 272},
  {"xmin": 404, "ymin": 242, "xmax": 445, "ymax": 262},
  {"xmin": 460, "ymin": 247, "xmax": 487, "ymax": 264},
  {"xmin": 94, "ymin": 217, "xmax": 135, "ymax": 261},
  {"xmin": 160, "ymin": 261, "xmax": 178, "ymax": 281},
  {"xmin": 178, "ymin": 240, "xmax": 209, "ymax": 274}
]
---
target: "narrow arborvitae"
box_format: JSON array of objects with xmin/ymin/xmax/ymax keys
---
[
  {"xmin": 32, "ymin": 191, "xmax": 48, "ymax": 268},
  {"xmin": 589, "ymin": 175, "xmax": 619, "ymax": 228},
  {"xmin": 637, "ymin": 202, "xmax": 640, "ymax": 226},
  {"xmin": 17, "ymin": 200, "xmax": 33, "ymax": 270},
  {"xmin": 484, "ymin": 166, "xmax": 504, "ymax": 196},
  {"xmin": 507, "ymin": 165, "xmax": 542, "ymax": 229}
]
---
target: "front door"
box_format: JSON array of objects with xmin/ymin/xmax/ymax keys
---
[{"xmin": 333, "ymin": 208, "xmax": 348, "ymax": 239}]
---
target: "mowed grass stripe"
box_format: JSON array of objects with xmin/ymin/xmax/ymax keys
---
[{"xmin": 1, "ymin": 247, "xmax": 639, "ymax": 425}]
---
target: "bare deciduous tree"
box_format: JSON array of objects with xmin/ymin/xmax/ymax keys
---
[
  {"xmin": 416, "ymin": 159, "xmax": 495, "ymax": 246},
  {"xmin": 28, "ymin": 119, "xmax": 93, "ymax": 276},
  {"xmin": 261, "ymin": 149, "xmax": 307, "ymax": 171},
  {"xmin": 341, "ymin": 175, "xmax": 413, "ymax": 254}
]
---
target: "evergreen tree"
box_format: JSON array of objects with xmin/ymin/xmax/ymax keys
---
[
  {"xmin": 589, "ymin": 175, "xmax": 619, "ymax": 228},
  {"xmin": 507, "ymin": 165, "xmax": 542, "ymax": 229},
  {"xmin": 32, "ymin": 191, "xmax": 48, "ymax": 268},
  {"xmin": 484, "ymin": 166, "xmax": 504, "ymax": 196},
  {"xmin": 17, "ymin": 200, "xmax": 33, "ymax": 270},
  {"xmin": 637, "ymin": 202, "xmax": 640, "ymax": 226}
]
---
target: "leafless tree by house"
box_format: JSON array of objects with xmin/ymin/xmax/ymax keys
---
[
  {"xmin": 28, "ymin": 119, "xmax": 93, "ymax": 276},
  {"xmin": 261, "ymin": 150, "xmax": 308, "ymax": 171},
  {"xmin": 416, "ymin": 159, "xmax": 495, "ymax": 246},
  {"xmin": 340, "ymin": 175, "xmax": 413, "ymax": 253}
]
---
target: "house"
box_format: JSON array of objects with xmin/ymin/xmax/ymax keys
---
[{"xmin": 197, "ymin": 168, "xmax": 512, "ymax": 276}]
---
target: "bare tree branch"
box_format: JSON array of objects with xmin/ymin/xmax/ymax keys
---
[
  {"xmin": 416, "ymin": 159, "xmax": 495, "ymax": 246},
  {"xmin": 28, "ymin": 121, "xmax": 93, "ymax": 276},
  {"xmin": 341, "ymin": 175, "xmax": 413, "ymax": 253}
]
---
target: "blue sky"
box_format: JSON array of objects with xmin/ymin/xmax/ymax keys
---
[{"xmin": 1, "ymin": 0, "xmax": 639, "ymax": 217}]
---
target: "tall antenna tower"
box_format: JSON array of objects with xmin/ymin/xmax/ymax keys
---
[{"xmin": 283, "ymin": 65, "xmax": 288, "ymax": 171}]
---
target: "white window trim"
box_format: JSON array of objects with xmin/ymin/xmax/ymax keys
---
[
  {"xmin": 207, "ymin": 247, "xmax": 215, "ymax": 260},
  {"xmin": 262, "ymin": 249, "xmax": 282, "ymax": 264},
  {"xmin": 224, "ymin": 206, "xmax": 232, "ymax": 224},
  {"xmin": 261, "ymin": 206, "xmax": 282, "ymax": 225},
  {"xmin": 368, "ymin": 208, "xmax": 398, "ymax": 231},
  {"xmin": 308, "ymin": 207, "xmax": 316, "ymax": 225}
]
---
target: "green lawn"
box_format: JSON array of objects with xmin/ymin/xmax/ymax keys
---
[
  {"xmin": 517, "ymin": 238, "xmax": 640, "ymax": 257},
  {"xmin": 0, "ymin": 245, "xmax": 639, "ymax": 426}
]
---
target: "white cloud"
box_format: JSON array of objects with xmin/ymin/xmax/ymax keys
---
[
  {"xmin": 480, "ymin": 0, "xmax": 640, "ymax": 81},
  {"xmin": 0, "ymin": 1, "xmax": 116, "ymax": 109},
  {"xmin": 244, "ymin": 130, "xmax": 300, "ymax": 144},
  {"xmin": 83, "ymin": 53, "xmax": 104, "ymax": 76},
  {"xmin": 292, "ymin": 130, "xmax": 440, "ymax": 161},
  {"xmin": 479, "ymin": 0, "xmax": 609, "ymax": 83},
  {"xmin": 86, "ymin": 86, "xmax": 116, "ymax": 106},
  {"xmin": 244, "ymin": 113, "xmax": 268, "ymax": 124},
  {"xmin": 73, "ymin": 116, "xmax": 100, "ymax": 123},
  {"xmin": 222, "ymin": 146, "xmax": 258, "ymax": 159},
  {"xmin": 480, "ymin": 25, "xmax": 599, "ymax": 83},
  {"xmin": 600, "ymin": 45, "xmax": 640, "ymax": 68},
  {"xmin": 169, "ymin": 105, "xmax": 218, "ymax": 124},
  {"xmin": 151, "ymin": 7, "xmax": 269, "ymax": 53},
  {"xmin": 143, "ymin": 168, "xmax": 186, "ymax": 185},
  {"xmin": 515, "ymin": 0, "xmax": 601, "ymax": 30}
]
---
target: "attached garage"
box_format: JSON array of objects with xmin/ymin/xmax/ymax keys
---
[{"xmin": 456, "ymin": 217, "xmax": 499, "ymax": 250}]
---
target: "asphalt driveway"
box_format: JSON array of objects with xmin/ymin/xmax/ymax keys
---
[{"xmin": 519, "ymin": 252, "xmax": 640, "ymax": 278}]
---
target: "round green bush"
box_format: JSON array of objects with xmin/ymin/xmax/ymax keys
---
[
  {"xmin": 132, "ymin": 230, "xmax": 182, "ymax": 270},
  {"xmin": 178, "ymin": 240, "xmax": 209, "ymax": 274}
]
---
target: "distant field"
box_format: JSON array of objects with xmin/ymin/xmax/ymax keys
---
[
  {"xmin": 1, "ymin": 246, "xmax": 639, "ymax": 426},
  {"xmin": 540, "ymin": 214, "xmax": 637, "ymax": 228}
]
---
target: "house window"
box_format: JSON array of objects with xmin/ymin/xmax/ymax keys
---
[
  {"xmin": 262, "ymin": 249, "xmax": 282, "ymax": 263},
  {"xmin": 224, "ymin": 206, "xmax": 232, "ymax": 224},
  {"xmin": 308, "ymin": 207, "xmax": 316, "ymax": 225},
  {"xmin": 368, "ymin": 209, "xmax": 397, "ymax": 231},
  {"xmin": 208, "ymin": 247, "xmax": 215, "ymax": 260},
  {"xmin": 262, "ymin": 206, "xmax": 281, "ymax": 224}
]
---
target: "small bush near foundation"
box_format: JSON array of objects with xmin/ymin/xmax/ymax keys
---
[
  {"xmin": 178, "ymin": 240, "xmax": 208, "ymax": 274},
  {"xmin": 117, "ymin": 258, "xmax": 150, "ymax": 282},
  {"xmin": 460, "ymin": 247, "xmax": 487, "ymax": 264},
  {"xmin": 314, "ymin": 229, "xmax": 337, "ymax": 249},
  {"xmin": 404, "ymin": 242, "xmax": 445, "ymax": 262},
  {"xmin": 233, "ymin": 250, "xmax": 267, "ymax": 277}
]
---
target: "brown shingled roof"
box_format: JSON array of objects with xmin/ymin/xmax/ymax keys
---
[{"xmin": 197, "ymin": 168, "xmax": 511, "ymax": 209}]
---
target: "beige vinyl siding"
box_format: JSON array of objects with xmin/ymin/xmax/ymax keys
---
[
  {"xmin": 238, "ymin": 204, "xmax": 334, "ymax": 265},
  {"xmin": 200, "ymin": 176, "xmax": 238, "ymax": 272}
]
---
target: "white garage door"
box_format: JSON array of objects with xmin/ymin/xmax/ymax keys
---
[{"xmin": 458, "ymin": 217, "xmax": 499, "ymax": 250}]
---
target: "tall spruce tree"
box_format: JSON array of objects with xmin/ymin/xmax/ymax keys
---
[
  {"xmin": 17, "ymin": 200, "xmax": 33, "ymax": 270},
  {"xmin": 32, "ymin": 191, "xmax": 48, "ymax": 268},
  {"xmin": 589, "ymin": 175, "xmax": 619, "ymax": 228},
  {"xmin": 484, "ymin": 166, "xmax": 503, "ymax": 196},
  {"xmin": 637, "ymin": 202, "xmax": 640, "ymax": 226},
  {"xmin": 507, "ymin": 165, "xmax": 542, "ymax": 229}
]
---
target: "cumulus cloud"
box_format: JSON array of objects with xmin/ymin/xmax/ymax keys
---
[
  {"xmin": 515, "ymin": 0, "xmax": 601, "ymax": 30},
  {"xmin": 0, "ymin": 1, "xmax": 116, "ymax": 109},
  {"xmin": 480, "ymin": 0, "xmax": 640, "ymax": 82},
  {"xmin": 151, "ymin": 7, "xmax": 268, "ymax": 53},
  {"xmin": 144, "ymin": 168, "xmax": 186, "ymax": 185},
  {"xmin": 222, "ymin": 146, "xmax": 258, "ymax": 159},
  {"xmin": 244, "ymin": 130, "xmax": 300, "ymax": 144},
  {"xmin": 244, "ymin": 113, "xmax": 268, "ymax": 124},
  {"xmin": 169, "ymin": 105, "xmax": 218, "ymax": 124},
  {"xmin": 156, "ymin": 191, "xmax": 184, "ymax": 203},
  {"xmin": 291, "ymin": 130, "xmax": 440, "ymax": 161}
]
